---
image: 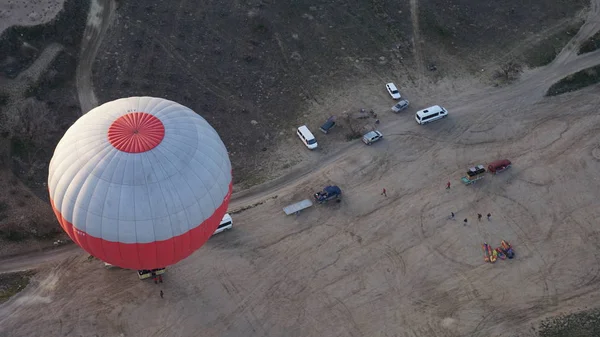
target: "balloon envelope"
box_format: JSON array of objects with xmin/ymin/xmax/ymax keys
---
[{"xmin": 48, "ymin": 97, "xmax": 232, "ymax": 270}]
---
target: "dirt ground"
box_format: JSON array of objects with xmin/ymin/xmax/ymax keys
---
[
  {"xmin": 1, "ymin": 0, "xmax": 600, "ymax": 336},
  {"xmin": 1, "ymin": 1, "xmax": 600, "ymax": 335},
  {"xmin": 88, "ymin": 0, "xmax": 587, "ymax": 184}
]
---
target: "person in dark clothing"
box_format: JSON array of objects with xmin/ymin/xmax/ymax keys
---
[
  {"xmin": 160, "ymin": 290, "xmax": 164, "ymax": 298},
  {"xmin": 158, "ymin": 275, "xmax": 163, "ymax": 283},
  {"xmin": 487, "ymin": 213, "xmax": 491, "ymax": 221},
  {"xmin": 463, "ymin": 218, "xmax": 468, "ymax": 226},
  {"xmin": 478, "ymin": 213, "xmax": 482, "ymax": 221}
]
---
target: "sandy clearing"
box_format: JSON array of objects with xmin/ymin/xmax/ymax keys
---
[{"xmin": 3, "ymin": 79, "xmax": 600, "ymax": 337}]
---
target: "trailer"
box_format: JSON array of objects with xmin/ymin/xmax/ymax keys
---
[
  {"xmin": 461, "ymin": 165, "xmax": 486, "ymax": 185},
  {"xmin": 283, "ymin": 199, "xmax": 314, "ymax": 215}
]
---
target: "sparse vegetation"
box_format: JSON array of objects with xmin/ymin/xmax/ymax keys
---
[
  {"xmin": 539, "ymin": 308, "xmax": 600, "ymax": 337},
  {"xmin": 0, "ymin": 272, "xmax": 34, "ymax": 303},
  {"xmin": 0, "ymin": 200, "xmax": 7, "ymax": 221},
  {"xmin": 578, "ymin": 31, "xmax": 600, "ymax": 55},
  {"xmin": 546, "ymin": 64, "xmax": 600, "ymax": 96},
  {"xmin": 494, "ymin": 61, "xmax": 523, "ymax": 82},
  {"xmin": 523, "ymin": 21, "xmax": 584, "ymax": 68},
  {"xmin": 343, "ymin": 114, "xmax": 365, "ymax": 142},
  {"xmin": 0, "ymin": 98, "xmax": 60, "ymax": 148},
  {"xmin": 0, "ymin": 223, "xmax": 28, "ymax": 242}
]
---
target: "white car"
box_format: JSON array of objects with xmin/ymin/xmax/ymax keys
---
[
  {"xmin": 362, "ymin": 130, "xmax": 383, "ymax": 145},
  {"xmin": 385, "ymin": 83, "xmax": 401, "ymax": 99}
]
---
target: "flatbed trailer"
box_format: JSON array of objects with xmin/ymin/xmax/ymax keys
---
[
  {"xmin": 461, "ymin": 175, "xmax": 484, "ymax": 185},
  {"xmin": 283, "ymin": 199, "xmax": 314, "ymax": 215}
]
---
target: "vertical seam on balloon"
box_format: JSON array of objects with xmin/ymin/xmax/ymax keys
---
[
  {"xmin": 109, "ymin": 150, "xmax": 126, "ymax": 265},
  {"xmin": 154, "ymin": 145, "xmax": 178, "ymax": 265},
  {"xmin": 84, "ymin": 144, "xmax": 121, "ymax": 259},
  {"xmin": 159, "ymin": 109, "xmax": 196, "ymax": 260},
  {"xmin": 131, "ymin": 150, "xmax": 142, "ymax": 269},
  {"xmin": 74, "ymin": 136, "xmax": 108, "ymax": 258},
  {"xmin": 158, "ymin": 109, "xmax": 186, "ymax": 264},
  {"xmin": 152, "ymin": 136, "xmax": 197, "ymax": 223},
  {"xmin": 150, "ymin": 144, "xmax": 173, "ymax": 265},
  {"xmin": 167, "ymin": 134, "xmax": 212, "ymax": 222},
  {"xmin": 189, "ymin": 132, "xmax": 222, "ymax": 211},
  {"xmin": 139, "ymin": 151, "xmax": 157, "ymax": 268}
]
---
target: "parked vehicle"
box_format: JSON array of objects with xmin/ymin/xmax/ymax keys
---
[
  {"xmin": 461, "ymin": 165, "xmax": 486, "ymax": 185},
  {"xmin": 362, "ymin": 130, "xmax": 383, "ymax": 145},
  {"xmin": 297, "ymin": 125, "xmax": 318, "ymax": 149},
  {"xmin": 415, "ymin": 105, "xmax": 448, "ymax": 125},
  {"xmin": 391, "ymin": 99, "xmax": 410, "ymax": 112},
  {"xmin": 319, "ymin": 116, "xmax": 336, "ymax": 134},
  {"xmin": 488, "ymin": 159, "xmax": 511, "ymax": 174},
  {"xmin": 213, "ymin": 213, "xmax": 232, "ymax": 235},
  {"xmin": 314, "ymin": 185, "xmax": 342, "ymax": 204},
  {"xmin": 385, "ymin": 83, "xmax": 401, "ymax": 99}
]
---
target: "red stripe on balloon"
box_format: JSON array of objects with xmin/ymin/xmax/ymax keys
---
[{"xmin": 49, "ymin": 181, "xmax": 232, "ymax": 270}]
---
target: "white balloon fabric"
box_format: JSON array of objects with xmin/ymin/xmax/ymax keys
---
[{"xmin": 48, "ymin": 97, "xmax": 232, "ymax": 270}]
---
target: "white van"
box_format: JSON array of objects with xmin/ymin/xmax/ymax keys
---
[
  {"xmin": 213, "ymin": 213, "xmax": 233, "ymax": 235},
  {"xmin": 415, "ymin": 105, "xmax": 448, "ymax": 125},
  {"xmin": 296, "ymin": 125, "xmax": 318, "ymax": 149}
]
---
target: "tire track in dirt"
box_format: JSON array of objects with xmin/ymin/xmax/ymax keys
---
[
  {"xmin": 76, "ymin": 0, "xmax": 116, "ymax": 114},
  {"xmin": 490, "ymin": 192, "xmax": 559, "ymax": 308},
  {"xmin": 419, "ymin": 201, "xmax": 475, "ymax": 269},
  {"xmin": 409, "ymin": 0, "xmax": 425, "ymax": 84}
]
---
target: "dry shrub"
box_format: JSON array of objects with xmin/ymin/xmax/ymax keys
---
[
  {"xmin": 0, "ymin": 223, "xmax": 28, "ymax": 242},
  {"xmin": 343, "ymin": 114, "xmax": 364, "ymax": 141},
  {"xmin": 494, "ymin": 61, "xmax": 523, "ymax": 82},
  {"xmin": 0, "ymin": 97, "xmax": 59, "ymax": 147}
]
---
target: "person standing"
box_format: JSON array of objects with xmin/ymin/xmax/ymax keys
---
[
  {"xmin": 478, "ymin": 213, "xmax": 482, "ymax": 221},
  {"xmin": 446, "ymin": 181, "xmax": 451, "ymax": 189},
  {"xmin": 160, "ymin": 290, "xmax": 164, "ymax": 299},
  {"xmin": 381, "ymin": 188, "xmax": 387, "ymax": 197},
  {"xmin": 487, "ymin": 213, "xmax": 491, "ymax": 221},
  {"xmin": 450, "ymin": 212, "xmax": 455, "ymax": 220}
]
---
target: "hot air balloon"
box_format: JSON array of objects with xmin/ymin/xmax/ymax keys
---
[{"xmin": 48, "ymin": 97, "xmax": 232, "ymax": 271}]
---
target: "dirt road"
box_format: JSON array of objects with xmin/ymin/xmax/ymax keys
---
[
  {"xmin": 75, "ymin": 0, "xmax": 115, "ymax": 114},
  {"xmin": 2, "ymin": 2, "xmax": 600, "ymax": 337}
]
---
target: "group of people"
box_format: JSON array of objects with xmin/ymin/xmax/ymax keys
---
[{"xmin": 449, "ymin": 212, "xmax": 491, "ymax": 225}]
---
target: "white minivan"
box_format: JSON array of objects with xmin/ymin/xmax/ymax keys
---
[
  {"xmin": 415, "ymin": 105, "xmax": 448, "ymax": 125},
  {"xmin": 213, "ymin": 213, "xmax": 233, "ymax": 235},
  {"xmin": 386, "ymin": 83, "xmax": 401, "ymax": 99},
  {"xmin": 296, "ymin": 125, "xmax": 318, "ymax": 149}
]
